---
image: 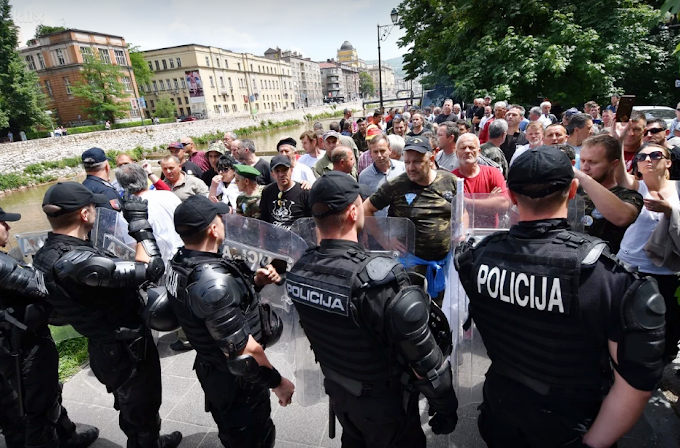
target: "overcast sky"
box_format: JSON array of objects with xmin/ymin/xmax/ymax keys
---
[{"xmin": 12, "ymin": 0, "xmax": 408, "ymax": 63}]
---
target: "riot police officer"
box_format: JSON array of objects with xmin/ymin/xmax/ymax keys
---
[
  {"xmin": 455, "ymin": 146, "xmax": 666, "ymax": 447},
  {"xmin": 166, "ymin": 195, "xmax": 295, "ymax": 448},
  {"xmin": 32, "ymin": 182, "xmax": 182, "ymax": 448},
  {"xmin": 0, "ymin": 206, "xmax": 99, "ymax": 448},
  {"xmin": 287, "ymin": 172, "xmax": 459, "ymax": 447}
]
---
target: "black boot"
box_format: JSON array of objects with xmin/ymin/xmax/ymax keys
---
[
  {"xmin": 158, "ymin": 431, "xmax": 182, "ymax": 448},
  {"xmin": 61, "ymin": 427, "xmax": 99, "ymax": 448}
]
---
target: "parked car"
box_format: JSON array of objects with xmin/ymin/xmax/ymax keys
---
[
  {"xmin": 179, "ymin": 115, "xmax": 198, "ymax": 122},
  {"xmin": 633, "ymin": 106, "xmax": 675, "ymax": 127}
]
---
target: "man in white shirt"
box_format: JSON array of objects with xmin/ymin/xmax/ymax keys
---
[
  {"xmin": 529, "ymin": 106, "xmax": 552, "ymax": 129},
  {"xmin": 359, "ymin": 135, "xmax": 405, "ymax": 217},
  {"xmin": 277, "ymin": 137, "xmax": 315, "ymax": 187},
  {"xmin": 298, "ymin": 129, "xmax": 326, "ymax": 168}
]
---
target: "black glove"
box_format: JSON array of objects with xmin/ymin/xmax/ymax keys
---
[
  {"xmin": 122, "ymin": 194, "xmax": 153, "ymax": 243},
  {"xmin": 426, "ymin": 392, "xmax": 459, "ymax": 435}
]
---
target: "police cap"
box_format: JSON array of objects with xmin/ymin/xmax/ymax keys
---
[
  {"xmin": 233, "ymin": 164, "xmax": 260, "ymax": 180},
  {"xmin": 0, "ymin": 207, "xmax": 20, "ymax": 222},
  {"xmin": 309, "ymin": 172, "xmax": 361, "ymax": 217},
  {"xmin": 42, "ymin": 182, "xmax": 109, "ymax": 217},
  {"xmin": 508, "ymin": 145, "xmax": 574, "ymax": 198},
  {"xmin": 174, "ymin": 195, "xmax": 230, "ymax": 236}
]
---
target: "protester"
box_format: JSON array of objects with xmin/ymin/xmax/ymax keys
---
[
  {"xmin": 209, "ymin": 154, "xmax": 239, "ymax": 210},
  {"xmin": 541, "ymin": 101, "xmax": 558, "ymax": 124},
  {"xmin": 388, "ymin": 134, "xmax": 405, "ymax": 160},
  {"xmin": 407, "ymin": 112, "xmax": 427, "ymax": 136},
  {"xmin": 457, "ymin": 120, "xmax": 472, "ymax": 135},
  {"xmin": 223, "ymin": 131, "xmax": 237, "ymax": 148},
  {"xmin": 356, "ymin": 125, "xmax": 383, "ymax": 175},
  {"xmin": 330, "ymin": 146, "xmax": 356, "ymax": 176},
  {"xmin": 480, "ymin": 119, "xmax": 509, "ymax": 178},
  {"xmin": 510, "ymin": 121, "xmax": 544, "ymax": 165},
  {"xmin": 233, "ymin": 164, "xmax": 263, "ymax": 218},
  {"xmin": 259, "ymin": 156, "xmax": 311, "ymax": 229},
  {"xmin": 529, "ymin": 106, "xmax": 552, "ymax": 129},
  {"xmin": 434, "ymin": 121, "xmax": 460, "ymax": 171},
  {"xmin": 359, "ymin": 135, "xmax": 406, "ymax": 217},
  {"xmin": 479, "ymin": 101, "xmax": 507, "ymax": 144},
  {"xmin": 276, "ymin": 137, "xmax": 315, "ymax": 186},
  {"xmin": 500, "ymin": 106, "xmax": 528, "ymax": 161},
  {"xmin": 389, "ymin": 116, "xmax": 407, "ymax": 138},
  {"xmin": 299, "ymin": 130, "xmax": 325, "ymax": 169},
  {"xmin": 200, "ymin": 140, "xmax": 227, "ymax": 186},
  {"xmin": 544, "ymin": 123, "xmax": 569, "ymax": 145},
  {"xmin": 166, "ymin": 141, "xmax": 203, "ymax": 178},
  {"xmin": 351, "ymin": 118, "xmax": 369, "ymax": 154},
  {"xmin": 234, "ymin": 139, "xmax": 271, "ymax": 185},
  {"xmin": 180, "ymin": 137, "xmax": 210, "ymax": 172},
  {"xmin": 620, "ymin": 111, "xmax": 646, "ymax": 172},
  {"xmin": 160, "ymin": 155, "xmax": 209, "ymax": 201},
  {"xmin": 435, "ymin": 99, "xmax": 458, "ymax": 124}
]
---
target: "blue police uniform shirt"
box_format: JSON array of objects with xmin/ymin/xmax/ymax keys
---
[{"xmin": 82, "ymin": 174, "xmax": 121, "ymax": 211}]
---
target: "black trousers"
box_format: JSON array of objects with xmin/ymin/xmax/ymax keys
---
[
  {"xmin": 88, "ymin": 334, "xmax": 162, "ymax": 448},
  {"xmin": 324, "ymin": 379, "xmax": 426, "ymax": 448},
  {"xmin": 478, "ymin": 370, "xmax": 606, "ymax": 448},
  {"xmin": 0, "ymin": 330, "xmax": 77, "ymax": 448},
  {"xmin": 647, "ymin": 273, "xmax": 680, "ymax": 362},
  {"xmin": 194, "ymin": 359, "xmax": 274, "ymax": 448}
]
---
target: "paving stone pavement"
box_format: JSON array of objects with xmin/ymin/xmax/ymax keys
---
[{"xmin": 2, "ymin": 334, "xmax": 679, "ymax": 448}]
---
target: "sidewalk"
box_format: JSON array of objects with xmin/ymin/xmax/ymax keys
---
[{"xmin": 3, "ymin": 334, "xmax": 678, "ymax": 448}]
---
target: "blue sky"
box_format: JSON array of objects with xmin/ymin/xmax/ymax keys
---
[{"xmin": 12, "ymin": 0, "xmax": 407, "ymax": 62}]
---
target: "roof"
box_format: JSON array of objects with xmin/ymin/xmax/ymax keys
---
[
  {"xmin": 38, "ymin": 28, "xmax": 125, "ymax": 40},
  {"xmin": 340, "ymin": 41, "xmax": 354, "ymax": 51}
]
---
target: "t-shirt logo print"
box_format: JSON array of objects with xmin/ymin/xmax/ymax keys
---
[
  {"xmin": 405, "ymin": 193, "xmax": 417, "ymax": 205},
  {"xmin": 272, "ymin": 199, "xmax": 295, "ymax": 226}
]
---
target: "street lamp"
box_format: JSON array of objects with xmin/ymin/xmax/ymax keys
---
[{"xmin": 377, "ymin": 8, "xmax": 399, "ymax": 111}]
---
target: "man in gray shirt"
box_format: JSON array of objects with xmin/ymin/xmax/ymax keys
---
[
  {"xmin": 358, "ymin": 134, "xmax": 405, "ymax": 217},
  {"xmin": 434, "ymin": 121, "xmax": 459, "ymax": 171}
]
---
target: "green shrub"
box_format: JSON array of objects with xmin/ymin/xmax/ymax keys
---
[
  {"xmin": 24, "ymin": 163, "xmax": 45, "ymax": 175},
  {"xmin": 62, "ymin": 157, "xmax": 81, "ymax": 168},
  {"xmin": 0, "ymin": 173, "xmax": 30, "ymax": 190}
]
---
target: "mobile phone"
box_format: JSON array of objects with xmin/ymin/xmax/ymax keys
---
[{"xmin": 615, "ymin": 95, "xmax": 635, "ymax": 122}]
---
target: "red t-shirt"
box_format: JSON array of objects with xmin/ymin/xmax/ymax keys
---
[
  {"xmin": 453, "ymin": 165, "xmax": 507, "ymax": 227},
  {"xmin": 624, "ymin": 150, "xmax": 635, "ymax": 172}
]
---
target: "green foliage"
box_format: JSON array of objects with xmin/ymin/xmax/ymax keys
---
[
  {"xmin": 23, "ymin": 163, "xmax": 45, "ymax": 175},
  {"xmin": 128, "ymin": 44, "xmax": 152, "ymax": 86},
  {"xmin": 56, "ymin": 337, "xmax": 89, "ymax": 382},
  {"xmin": 303, "ymin": 110, "xmax": 346, "ymax": 121},
  {"xmin": 70, "ymin": 50, "xmax": 132, "ymax": 122},
  {"xmin": 397, "ymin": 0, "xmax": 679, "ymax": 106},
  {"xmin": 34, "ymin": 25, "xmax": 66, "ymax": 39},
  {"xmin": 0, "ymin": 173, "xmax": 28, "ymax": 189},
  {"xmin": 153, "ymin": 97, "xmax": 176, "ymax": 118},
  {"xmin": 359, "ymin": 72, "xmax": 375, "ymax": 97}
]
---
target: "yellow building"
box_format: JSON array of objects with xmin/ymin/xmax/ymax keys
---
[
  {"xmin": 368, "ymin": 64, "xmax": 396, "ymax": 99},
  {"xmin": 337, "ymin": 41, "xmax": 366, "ymax": 70},
  {"xmin": 141, "ymin": 45, "xmax": 294, "ymax": 118}
]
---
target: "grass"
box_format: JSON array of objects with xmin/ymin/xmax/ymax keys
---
[{"xmin": 55, "ymin": 336, "xmax": 89, "ymax": 382}]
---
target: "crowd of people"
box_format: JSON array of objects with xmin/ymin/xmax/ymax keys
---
[{"xmin": 0, "ymin": 94, "xmax": 678, "ymax": 448}]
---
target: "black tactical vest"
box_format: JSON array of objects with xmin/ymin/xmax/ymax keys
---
[
  {"xmin": 32, "ymin": 234, "xmax": 142, "ymax": 342},
  {"xmin": 167, "ymin": 252, "xmax": 265, "ymax": 366},
  {"xmin": 287, "ymin": 247, "xmax": 408, "ymax": 385},
  {"xmin": 459, "ymin": 229, "xmax": 609, "ymax": 396}
]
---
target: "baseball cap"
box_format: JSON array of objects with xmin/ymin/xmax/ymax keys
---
[
  {"xmin": 564, "ymin": 108, "xmax": 579, "ymax": 118},
  {"xmin": 174, "ymin": 195, "xmax": 230, "ymax": 237},
  {"xmin": 365, "ymin": 125, "xmax": 382, "ymax": 141},
  {"xmin": 0, "ymin": 207, "xmax": 21, "ymax": 222},
  {"xmin": 507, "ymin": 146, "xmax": 574, "ymax": 198},
  {"xmin": 309, "ymin": 172, "xmax": 361, "ymax": 217},
  {"xmin": 277, "ymin": 137, "xmax": 297, "ymax": 150},
  {"xmin": 323, "ymin": 130, "xmax": 341, "ymax": 141},
  {"xmin": 403, "ymin": 136, "xmax": 432, "ymax": 154},
  {"xmin": 207, "ymin": 141, "xmax": 226, "ymax": 155},
  {"xmin": 270, "ymin": 155, "xmax": 292, "ymax": 170},
  {"xmin": 234, "ymin": 164, "xmax": 260, "ymax": 180},
  {"xmin": 81, "ymin": 147, "xmax": 108, "ymax": 164},
  {"xmin": 42, "ymin": 182, "xmax": 109, "ymax": 217},
  {"xmin": 167, "ymin": 141, "xmax": 185, "ymax": 149}
]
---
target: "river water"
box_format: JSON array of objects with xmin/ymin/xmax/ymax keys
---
[{"xmin": 0, "ymin": 118, "xmax": 338, "ymax": 237}]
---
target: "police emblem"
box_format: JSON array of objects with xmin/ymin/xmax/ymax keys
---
[
  {"xmin": 582, "ymin": 215, "xmax": 594, "ymax": 227},
  {"xmin": 405, "ymin": 193, "xmax": 417, "ymax": 205}
]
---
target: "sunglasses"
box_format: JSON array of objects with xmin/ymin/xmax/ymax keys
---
[
  {"xmin": 634, "ymin": 150, "xmax": 667, "ymax": 163},
  {"xmin": 643, "ymin": 128, "xmax": 665, "ymax": 136}
]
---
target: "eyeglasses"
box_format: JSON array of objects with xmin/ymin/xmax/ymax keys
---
[
  {"xmin": 634, "ymin": 150, "xmax": 667, "ymax": 163},
  {"xmin": 643, "ymin": 128, "xmax": 665, "ymax": 136},
  {"xmin": 218, "ymin": 167, "xmax": 232, "ymax": 173}
]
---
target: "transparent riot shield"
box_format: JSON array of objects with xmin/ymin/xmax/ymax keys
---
[
  {"xmin": 446, "ymin": 187, "xmax": 587, "ymax": 409},
  {"xmin": 11, "ymin": 204, "xmax": 52, "ymax": 263},
  {"xmin": 91, "ymin": 207, "xmax": 136, "ymax": 261}
]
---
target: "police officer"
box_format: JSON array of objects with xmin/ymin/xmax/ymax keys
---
[
  {"xmin": 287, "ymin": 172, "xmax": 459, "ymax": 447},
  {"xmin": 32, "ymin": 183, "xmax": 182, "ymax": 448},
  {"xmin": 455, "ymin": 146, "xmax": 666, "ymax": 447},
  {"xmin": 0, "ymin": 206, "xmax": 99, "ymax": 448},
  {"xmin": 81, "ymin": 147, "xmax": 121, "ymax": 211},
  {"xmin": 166, "ymin": 195, "xmax": 295, "ymax": 448}
]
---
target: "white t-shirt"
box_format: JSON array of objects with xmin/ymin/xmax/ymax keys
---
[
  {"xmin": 299, "ymin": 151, "xmax": 326, "ymax": 169},
  {"xmin": 617, "ymin": 180, "xmax": 680, "ymax": 275},
  {"xmin": 216, "ymin": 181, "xmax": 240, "ymax": 210},
  {"xmin": 292, "ymin": 163, "xmax": 316, "ymax": 184},
  {"xmin": 139, "ymin": 190, "xmax": 183, "ymax": 262}
]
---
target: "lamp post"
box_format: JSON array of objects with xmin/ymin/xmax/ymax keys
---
[{"xmin": 377, "ymin": 8, "xmax": 399, "ymax": 112}]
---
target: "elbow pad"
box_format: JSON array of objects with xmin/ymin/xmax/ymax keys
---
[
  {"xmin": 0, "ymin": 254, "xmax": 45, "ymax": 298},
  {"xmin": 56, "ymin": 251, "xmax": 146, "ymax": 287},
  {"xmin": 615, "ymin": 278, "xmax": 666, "ymax": 391},
  {"xmin": 227, "ymin": 354, "xmax": 282, "ymax": 389}
]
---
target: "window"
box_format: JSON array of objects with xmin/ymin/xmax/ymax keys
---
[
  {"xmin": 176, "ymin": 58, "xmax": 182, "ymax": 67},
  {"xmin": 150, "ymin": 100, "xmax": 155, "ymax": 108},
  {"xmin": 152, "ymin": 81, "xmax": 158, "ymax": 92},
  {"xmin": 237, "ymin": 62, "xmax": 241, "ymax": 70},
  {"xmin": 224, "ymin": 59, "xmax": 229, "ymax": 69},
  {"xmin": 177, "ymin": 97, "xmax": 182, "ymax": 105},
  {"xmin": 169, "ymin": 58, "xmax": 175, "ymax": 69},
  {"xmin": 216, "ymin": 58, "xmax": 220, "ymax": 68},
  {"xmin": 122, "ymin": 76, "xmax": 132, "ymax": 91},
  {"xmin": 220, "ymin": 77, "xmax": 224, "ymax": 87},
  {"xmin": 205, "ymin": 56, "xmax": 210, "ymax": 66},
  {"xmin": 209, "ymin": 76, "xmax": 214, "ymax": 87},
  {"xmin": 166, "ymin": 79, "xmax": 172, "ymax": 91},
  {"xmin": 25, "ymin": 55, "xmax": 36, "ymax": 70},
  {"xmin": 36, "ymin": 53, "xmax": 45, "ymax": 69},
  {"xmin": 174, "ymin": 79, "xmax": 179, "ymax": 90},
  {"xmin": 64, "ymin": 77, "xmax": 72, "ymax": 95},
  {"xmin": 250, "ymin": 64, "xmax": 253, "ymax": 71},
  {"xmin": 260, "ymin": 80, "xmax": 263, "ymax": 89},
  {"xmin": 170, "ymin": 98, "xmax": 175, "ymax": 103},
  {"xmin": 184, "ymin": 96, "xmax": 189, "ymax": 104},
  {"xmin": 179, "ymin": 107, "xmax": 185, "ymax": 116},
  {"xmin": 155, "ymin": 60, "xmax": 160, "ymax": 70},
  {"xmin": 79, "ymin": 46, "xmax": 92, "ymax": 58},
  {"xmin": 258, "ymin": 66, "xmax": 261, "ymax": 72},
  {"xmin": 44, "ymin": 80, "xmax": 53, "ymax": 97},
  {"xmin": 55, "ymin": 48, "xmax": 66, "ymax": 65},
  {"xmin": 228, "ymin": 77, "xmax": 232, "ymax": 88},
  {"xmin": 181, "ymin": 79, "xmax": 186, "ymax": 89},
  {"xmin": 114, "ymin": 49, "xmax": 126, "ymax": 65},
  {"xmin": 232, "ymin": 104, "xmax": 237, "ymax": 112},
  {"xmin": 162, "ymin": 59, "xmax": 167, "ymax": 70},
  {"xmin": 214, "ymin": 105, "xmax": 219, "ymax": 113},
  {"xmin": 148, "ymin": 61, "xmax": 153, "ymax": 71},
  {"xmin": 159, "ymin": 80, "xmax": 165, "ymax": 91},
  {"xmin": 213, "ymin": 95, "xmax": 217, "ymax": 102},
  {"xmin": 99, "ymin": 49, "xmax": 111, "ymax": 64}
]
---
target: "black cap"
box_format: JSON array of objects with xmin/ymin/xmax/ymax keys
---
[
  {"xmin": 81, "ymin": 147, "xmax": 108, "ymax": 164},
  {"xmin": 174, "ymin": 195, "xmax": 230, "ymax": 237},
  {"xmin": 0, "ymin": 207, "xmax": 21, "ymax": 222},
  {"xmin": 42, "ymin": 182, "xmax": 109, "ymax": 217},
  {"xmin": 404, "ymin": 136, "xmax": 432, "ymax": 154},
  {"xmin": 276, "ymin": 137, "xmax": 297, "ymax": 150},
  {"xmin": 270, "ymin": 155, "xmax": 292, "ymax": 170},
  {"xmin": 309, "ymin": 172, "xmax": 361, "ymax": 217},
  {"xmin": 507, "ymin": 146, "xmax": 574, "ymax": 198}
]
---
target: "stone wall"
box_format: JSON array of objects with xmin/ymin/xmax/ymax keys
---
[{"xmin": 0, "ymin": 102, "xmax": 362, "ymax": 174}]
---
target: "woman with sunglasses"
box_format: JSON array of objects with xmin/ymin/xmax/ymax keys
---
[
  {"xmin": 209, "ymin": 154, "xmax": 240, "ymax": 211},
  {"xmin": 615, "ymin": 132, "xmax": 680, "ymax": 363}
]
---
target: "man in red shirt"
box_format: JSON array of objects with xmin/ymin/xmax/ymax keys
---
[{"xmin": 452, "ymin": 133, "xmax": 510, "ymax": 227}]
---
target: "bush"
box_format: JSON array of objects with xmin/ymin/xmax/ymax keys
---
[
  {"xmin": 24, "ymin": 163, "xmax": 45, "ymax": 175},
  {"xmin": 0, "ymin": 173, "xmax": 30, "ymax": 190}
]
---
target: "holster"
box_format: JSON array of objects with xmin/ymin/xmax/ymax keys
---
[{"xmin": 114, "ymin": 326, "xmax": 147, "ymax": 363}]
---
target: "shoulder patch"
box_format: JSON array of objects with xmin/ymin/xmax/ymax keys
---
[
  {"xmin": 581, "ymin": 242, "xmax": 607, "ymax": 266},
  {"xmin": 366, "ymin": 256, "xmax": 399, "ymax": 282}
]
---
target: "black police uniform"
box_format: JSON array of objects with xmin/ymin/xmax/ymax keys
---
[
  {"xmin": 32, "ymin": 188, "xmax": 174, "ymax": 448},
  {"xmin": 455, "ymin": 219, "xmax": 666, "ymax": 447},
  {"xmin": 0, "ymin": 251, "xmax": 93, "ymax": 448},
  {"xmin": 287, "ymin": 239, "xmax": 459, "ymax": 448},
  {"xmin": 82, "ymin": 175, "xmax": 121, "ymax": 211},
  {"xmin": 166, "ymin": 248, "xmax": 282, "ymax": 448}
]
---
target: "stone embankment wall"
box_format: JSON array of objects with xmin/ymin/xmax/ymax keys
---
[{"xmin": 0, "ymin": 102, "xmax": 362, "ymax": 175}]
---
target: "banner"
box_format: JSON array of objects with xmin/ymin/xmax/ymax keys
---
[{"xmin": 185, "ymin": 70, "xmax": 204, "ymax": 103}]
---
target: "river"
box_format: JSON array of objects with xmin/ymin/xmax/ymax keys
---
[{"xmin": 0, "ymin": 118, "xmax": 338, "ymax": 238}]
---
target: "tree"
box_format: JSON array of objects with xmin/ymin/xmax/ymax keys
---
[
  {"xmin": 128, "ymin": 44, "xmax": 152, "ymax": 87},
  {"xmin": 70, "ymin": 50, "xmax": 131, "ymax": 122},
  {"xmin": 359, "ymin": 71, "xmax": 375, "ymax": 97},
  {"xmin": 0, "ymin": 0, "xmax": 50, "ymax": 132},
  {"xmin": 153, "ymin": 97, "xmax": 176, "ymax": 118},
  {"xmin": 26, "ymin": 25, "xmax": 67, "ymax": 46},
  {"xmin": 397, "ymin": 0, "xmax": 678, "ymax": 106}
]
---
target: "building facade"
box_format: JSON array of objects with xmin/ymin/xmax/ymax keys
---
[
  {"xmin": 337, "ymin": 41, "xmax": 366, "ymax": 71},
  {"xmin": 264, "ymin": 48, "xmax": 323, "ymax": 108},
  {"xmin": 320, "ymin": 60, "xmax": 360, "ymax": 102},
  {"xmin": 140, "ymin": 45, "xmax": 295, "ymax": 119},
  {"xmin": 19, "ymin": 29, "xmax": 140, "ymax": 125},
  {"xmin": 368, "ymin": 64, "xmax": 396, "ymax": 99}
]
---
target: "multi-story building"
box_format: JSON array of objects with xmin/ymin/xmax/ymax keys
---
[
  {"xmin": 337, "ymin": 41, "xmax": 366, "ymax": 71},
  {"xmin": 368, "ymin": 64, "xmax": 396, "ymax": 99},
  {"xmin": 140, "ymin": 45, "xmax": 295, "ymax": 119},
  {"xmin": 320, "ymin": 60, "xmax": 360, "ymax": 102},
  {"xmin": 264, "ymin": 48, "xmax": 323, "ymax": 108},
  {"xmin": 19, "ymin": 29, "xmax": 140, "ymax": 125}
]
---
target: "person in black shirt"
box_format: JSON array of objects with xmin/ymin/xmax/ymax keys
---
[
  {"xmin": 259, "ymin": 156, "xmax": 311, "ymax": 229},
  {"xmin": 574, "ymin": 134, "xmax": 643, "ymax": 253},
  {"xmin": 167, "ymin": 142, "xmax": 203, "ymax": 178},
  {"xmin": 235, "ymin": 139, "xmax": 272, "ymax": 185},
  {"xmin": 435, "ymin": 99, "xmax": 459, "ymax": 124},
  {"xmin": 500, "ymin": 106, "xmax": 528, "ymax": 161}
]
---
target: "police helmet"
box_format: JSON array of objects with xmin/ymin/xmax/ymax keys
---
[{"xmin": 141, "ymin": 286, "xmax": 180, "ymax": 332}]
